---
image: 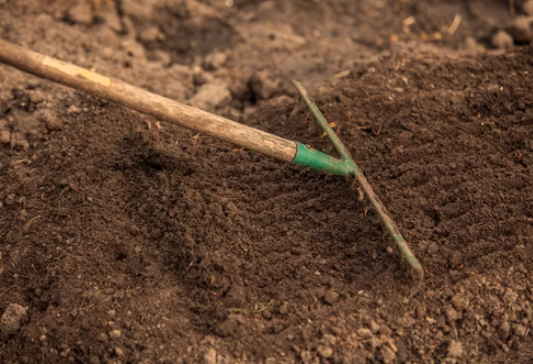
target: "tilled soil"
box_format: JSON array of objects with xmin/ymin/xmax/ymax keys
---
[{"xmin": 1, "ymin": 0, "xmax": 533, "ymax": 364}]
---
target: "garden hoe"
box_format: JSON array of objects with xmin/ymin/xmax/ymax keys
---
[{"xmin": 0, "ymin": 39, "xmax": 424, "ymax": 285}]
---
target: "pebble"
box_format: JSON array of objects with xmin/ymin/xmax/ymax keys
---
[
  {"xmin": 524, "ymin": 0, "xmax": 533, "ymax": 15},
  {"xmin": 513, "ymin": 323, "xmax": 527, "ymax": 337},
  {"xmin": 446, "ymin": 307, "xmax": 458, "ymax": 323},
  {"xmin": 356, "ymin": 328, "xmax": 373, "ymax": 339},
  {"xmin": 45, "ymin": 117, "xmax": 62, "ymax": 132},
  {"xmin": 380, "ymin": 345, "xmax": 396, "ymax": 364},
  {"xmin": 67, "ymin": 105, "xmax": 81, "ymax": 114},
  {"xmin": 107, "ymin": 310, "xmax": 116, "ymax": 318},
  {"xmin": 0, "ymin": 130, "xmax": 10, "ymax": 144},
  {"xmin": 323, "ymin": 291, "xmax": 338, "ymax": 305},
  {"xmin": 491, "ymin": 30, "xmax": 513, "ymax": 50},
  {"xmin": 89, "ymin": 356, "xmax": 101, "ymax": 364},
  {"xmin": 204, "ymin": 348, "xmax": 217, "ymax": 364},
  {"xmin": 264, "ymin": 357, "xmax": 276, "ymax": 364},
  {"xmin": 451, "ymin": 295, "xmax": 469, "ymax": 310},
  {"xmin": 109, "ymin": 329, "xmax": 121, "ymax": 339},
  {"xmin": 262, "ymin": 310, "xmax": 273, "ymax": 320},
  {"xmin": 98, "ymin": 333, "xmax": 108, "ymax": 342},
  {"xmin": 447, "ymin": 341, "xmax": 463, "ymax": 358},
  {"xmin": 67, "ymin": 1, "xmax": 93, "ymax": 25},
  {"xmin": 114, "ymin": 347, "xmax": 124, "ymax": 356},
  {"xmin": 317, "ymin": 345, "xmax": 333, "ymax": 359},
  {"xmin": 0, "ymin": 303, "xmax": 27, "ymax": 338},
  {"xmin": 507, "ymin": 16, "xmax": 532, "ymax": 43}
]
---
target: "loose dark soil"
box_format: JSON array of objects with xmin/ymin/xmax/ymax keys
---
[{"xmin": 1, "ymin": 0, "xmax": 533, "ymax": 364}]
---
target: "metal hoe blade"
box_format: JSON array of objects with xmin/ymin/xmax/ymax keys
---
[{"xmin": 293, "ymin": 81, "xmax": 424, "ymax": 284}]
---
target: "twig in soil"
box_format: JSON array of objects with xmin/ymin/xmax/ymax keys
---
[
  {"xmin": 23, "ymin": 215, "xmax": 41, "ymax": 230},
  {"xmin": 446, "ymin": 15, "xmax": 462, "ymax": 36},
  {"xmin": 331, "ymin": 70, "xmax": 351, "ymax": 79},
  {"xmin": 230, "ymin": 299, "xmax": 274, "ymax": 314},
  {"xmin": 250, "ymin": 299, "xmax": 274, "ymax": 314}
]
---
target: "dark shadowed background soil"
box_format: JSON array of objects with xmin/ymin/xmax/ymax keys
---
[{"xmin": 1, "ymin": 0, "xmax": 533, "ymax": 363}]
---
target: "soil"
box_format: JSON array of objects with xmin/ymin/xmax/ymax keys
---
[{"xmin": 1, "ymin": 0, "xmax": 533, "ymax": 364}]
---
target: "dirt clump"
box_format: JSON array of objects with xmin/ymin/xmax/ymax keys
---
[{"xmin": 1, "ymin": 0, "xmax": 533, "ymax": 363}]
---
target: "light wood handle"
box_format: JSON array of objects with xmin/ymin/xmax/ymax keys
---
[{"xmin": 0, "ymin": 39, "xmax": 297, "ymax": 162}]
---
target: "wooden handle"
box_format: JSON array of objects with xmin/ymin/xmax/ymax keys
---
[{"xmin": 0, "ymin": 39, "xmax": 297, "ymax": 162}]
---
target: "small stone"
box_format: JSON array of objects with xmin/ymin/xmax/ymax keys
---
[
  {"xmin": 103, "ymin": 288, "xmax": 114, "ymax": 295},
  {"xmin": 262, "ymin": 310, "xmax": 273, "ymax": 320},
  {"xmin": 447, "ymin": 341, "xmax": 463, "ymax": 358},
  {"xmin": 0, "ymin": 130, "xmax": 10, "ymax": 144},
  {"xmin": 323, "ymin": 291, "xmax": 338, "ymax": 305},
  {"xmin": 107, "ymin": 310, "xmax": 116, "ymax": 317},
  {"xmin": 89, "ymin": 356, "xmax": 101, "ymax": 364},
  {"xmin": 513, "ymin": 323, "xmax": 527, "ymax": 337},
  {"xmin": 317, "ymin": 345, "xmax": 333, "ymax": 359},
  {"xmin": 369, "ymin": 320, "xmax": 380, "ymax": 333},
  {"xmin": 491, "ymin": 30, "xmax": 513, "ymax": 50},
  {"xmin": 114, "ymin": 347, "xmax": 124, "ymax": 356},
  {"xmin": 204, "ymin": 348, "xmax": 217, "ymax": 364},
  {"xmin": 379, "ymin": 345, "xmax": 396, "ymax": 364},
  {"xmin": 524, "ymin": 0, "xmax": 533, "ymax": 15},
  {"xmin": 265, "ymin": 358, "xmax": 276, "ymax": 364},
  {"xmin": 67, "ymin": 105, "xmax": 81, "ymax": 114},
  {"xmin": 67, "ymin": 1, "xmax": 93, "ymax": 25},
  {"xmin": 446, "ymin": 307, "xmax": 458, "ymax": 323},
  {"xmin": 356, "ymin": 328, "xmax": 373, "ymax": 339},
  {"xmin": 39, "ymin": 334, "xmax": 46, "ymax": 341},
  {"xmin": 507, "ymin": 16, "xmax": 532, "ymax": 43},
  {"xmin": 109, "ymin": 329, "xmax": 121, "ymax": 339},
  {"xmin": 97, "ymin": 333, "xmax": 108, "ymax": 342},
  {"xmin": 45, "ymin": 117, "xmax": 62, "ymax": 132},
  {"xmin": 331, "ymin": 326, "xmax": 343, "ymax": 336},
  {"xmin": 0, "ymin": 303, "xmax": 27, "ymax": 338},
  {"xmin": 100, "ymin": 7, "xmax": 122, "ymax": 32},
  {"xmin": 224, "ymin": 201, "xmax": 238, "ymax": 213},
  {"xmin": 300, "ymin": 351, "xmax": 313, "ymax": 364},
  {"xmin": 451, "ymin": 295, "xmax": 469, "ymax": 310},
  {"xmin": 204, "ymin": 52, "xmax": 228, "ymax": 70}
]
